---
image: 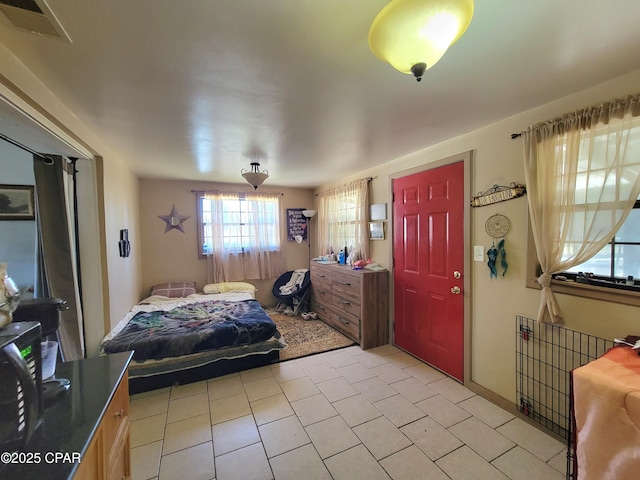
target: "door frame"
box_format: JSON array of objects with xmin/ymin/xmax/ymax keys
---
[{"xmin": 388, "ymin": 150, "xmax": 473, "ymax": 384}]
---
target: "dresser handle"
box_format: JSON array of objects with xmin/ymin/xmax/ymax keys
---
[
  {"xmin": 338, "ymin": 280, "xmax": 351, "ymax": 285},
  {"xmin": 317, "ymin": 304, "xmax": 326, "ymax": 311},
  {"xmin": 340, "ymin": 299, "xmax": 351, "ymax": 305},
  {"xmin": 338, "ymin": 317, "xmax": 350, "ymax": 325},
  {"xmin": 317, "ymin": 273, "xmax": 326, "ymax": 278},
  {"xmin": 114, "ymin": 409, "xmax": 124, "ymax": 418}
]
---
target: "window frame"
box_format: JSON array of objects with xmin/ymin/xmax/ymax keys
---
[
  {"xmin": 526, "ymin": 208, "xmax": 640, "ymax": 307},
  {"xmin": 195, "ymin": 192, "xmax": 281, "ymax": 259}
]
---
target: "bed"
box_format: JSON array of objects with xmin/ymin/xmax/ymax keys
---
[{"xmin": 100, "ymin": 281, "xmax": 286, "ymax": 394}]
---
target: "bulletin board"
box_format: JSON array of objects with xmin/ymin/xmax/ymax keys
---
[{"xmin": 287, "ymin": 208, "xmax": 307, "ymax": 241}]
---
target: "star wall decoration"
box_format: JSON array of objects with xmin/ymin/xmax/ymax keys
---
[{"xmin": 158, "ymin": 205, "xmax": 190, "ymax": 233}]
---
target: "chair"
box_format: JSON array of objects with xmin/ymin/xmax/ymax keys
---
[{"xmin": 272, "ymin": 270, "xmax": 311, "ymax": 316}]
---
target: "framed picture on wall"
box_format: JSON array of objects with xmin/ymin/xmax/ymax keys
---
[
  {"xmin": 370, "ymin": 203, "xmax": 387, "ymax": 221},
  {"xmin": 0, "ymin": 184, "xmax": 35, "ymax": 220},
  {"xmin": 286, "ymin": 208, "xmax": 307, "ymax": 241},
  {"xmin": 369, "ymin": 221, "xmax": 384, "ymax": 240}
]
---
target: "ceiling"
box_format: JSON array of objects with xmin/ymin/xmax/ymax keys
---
[{"xmin": 1, "ymin": 0, "xmax": 640, "ymax": 188}]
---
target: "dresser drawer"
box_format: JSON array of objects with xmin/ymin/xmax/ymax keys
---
[
  {"xmin": 331, "ymin": 294, "xmax": 360, "ymax": 318},
  {"xmin": 311, "ymin": 265, "xmax": 332, "ymax": 285},
  {"xmin": 332, "ymin": 275, "xmax": 361, "ymax": 304},
  {"xmin": 326, "ymin": 309, "xmax": 360, "ymax": 342},
  {"xmin": 311, "ymin": 283, "xmax": 332, "ymax": 301},
  {"xmin": 311, "ymin": 299, "xmax": 332, "ymax": 322}
]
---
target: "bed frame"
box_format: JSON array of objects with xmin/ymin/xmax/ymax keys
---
[{"xmin": 128, "ymin": 349, "xmax": 280, "ymax": 394}]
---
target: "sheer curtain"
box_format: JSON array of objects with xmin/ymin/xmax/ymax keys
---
[
  {"xmin": 205, "ymin": 191, "xmax": 285, "ymax": 283},
  {"xmin": 33, "ymin": 155, "xmax": 85, "ymax": 360},
  {"xmin": 317, "ymin": 178, "xmax": 369, "ymax": 260},
  {"xmin": 523, "ymin": 94, "xmax": 640, "ymax": 323}
]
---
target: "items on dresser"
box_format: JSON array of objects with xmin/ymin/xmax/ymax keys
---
[{"xmin": 310, "ymin": 262, "xmax": 389, "ymax": 349}]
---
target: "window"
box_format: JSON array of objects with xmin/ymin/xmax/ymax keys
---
[
  {"xmin": 198, "ymin": 193, "xmax": 279, "ymax": 256},
  {"xmin": 317, "ymin": 178, "xmax": 369, "ymax": 260},
  {"xmin": 327, "ymin": 196, "xmax": 358, "ymax": 251},
  {"xmin": 524, "ymin": 95, "xmax": 640, "ymax": 314},
  {"xmin": 562, "ymin": 200, "xmax": 640, "ymax": 286},
  {"xmin": 197, "ymin": 191, "xmax": 284, "ymax": 282}
]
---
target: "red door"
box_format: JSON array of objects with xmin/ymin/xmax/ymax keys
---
[{"xmin": 393, "ymin": 161, "xmax": 465, "ymax": 381}]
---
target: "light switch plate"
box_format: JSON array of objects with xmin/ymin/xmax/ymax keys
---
[{"xmin": 474, "ymin": 245, "xmax": 484, "ymax": 261}]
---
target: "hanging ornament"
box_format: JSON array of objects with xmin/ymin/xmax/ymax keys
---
[{"xmin": 485, "ymin": 214, "xmax": 511, "ymax": 278}]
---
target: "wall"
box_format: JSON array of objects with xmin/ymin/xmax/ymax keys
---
[
  {"xmin": 316, "ymin": 68, "xmax": 640, "ymax": 404},
  {"xmin": 0, "ymin": 141, "xmax": 36, "ymax": 291},
  {"xmin": 138, "ymin": 178, "xmax": 314, "ymax": 306},
  {"xmin": 101, "ymin": 155, "xmax": 142, "ymax": 334}
]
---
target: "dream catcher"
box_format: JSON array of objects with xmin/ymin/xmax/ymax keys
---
[{"xmin": 485, "ymin": 214, "xmax": 510, "ymax": 278}]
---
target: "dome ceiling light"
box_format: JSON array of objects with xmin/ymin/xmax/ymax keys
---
[
  {"xmin": 241, "ymin": 161, "xmax": 269, "ymax": 190},
  {"xmin": 369, "ymin": 0, "xmax": 474, "ymax": 82}
]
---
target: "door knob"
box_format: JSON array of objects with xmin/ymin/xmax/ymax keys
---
[
  {"xmin": 450, "ymin": 286, "xmax": 461, "ymax": 294},
  {"xmin": 453, "ymin": 271, "xmax": 461, "ymax": 279}
]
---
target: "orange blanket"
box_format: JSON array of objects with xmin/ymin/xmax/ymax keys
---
[{"xmin": 573, "ymin": 347, "xmax": 640, "ymax": 480}]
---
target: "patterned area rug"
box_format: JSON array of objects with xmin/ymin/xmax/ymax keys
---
[{"xmin": 267, "ymin": 310, "xmax": 355, "ymax": 361}]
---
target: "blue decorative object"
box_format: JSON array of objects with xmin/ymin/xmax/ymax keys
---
[
  {"xmin": 487, "ymin": 245, "xmax": 498, "ymax": 278},
  {"xmin": 498, "ymin": 239, "xmax": 508, "ymax": 276}
]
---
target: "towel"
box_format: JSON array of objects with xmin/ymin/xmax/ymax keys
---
[{"xmin": 279, "ymin": 269, "xmax": 308, "ymax": 295}]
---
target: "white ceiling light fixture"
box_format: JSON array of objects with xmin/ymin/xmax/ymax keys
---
[
  {"xmin": 369, "ymin": 0, "xmax": 474, "ymax": 82},
  {"xmin": 241, "ymin": 161, "xmax": 269, "ymax": 190}
]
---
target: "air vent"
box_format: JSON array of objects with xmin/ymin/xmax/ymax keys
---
[{"xmin": 0, "ymin": 0, "xmax": 71, "ymax": 41}]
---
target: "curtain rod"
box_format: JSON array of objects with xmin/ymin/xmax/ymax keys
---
[
  {"xmin": 0, "ymin": 131, "xmax": 55, "ymax": 162},
  {"xmin": 191, "ymin": 189, "xmax": 284, "ymax": 195},
  {"xmin": 314, "ymin": 176, "xmax": 374, "ymax": 196},
  {"xmin": 511, "ymin": 133, "xmax": 522, "ymax": 139}
]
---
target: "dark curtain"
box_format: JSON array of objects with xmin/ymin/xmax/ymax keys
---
[{"xmin": 33, "ymin": 154, "xmax": 84, "ymax": 360}]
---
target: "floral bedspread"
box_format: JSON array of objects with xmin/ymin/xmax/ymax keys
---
[{"xmin": 102, "ymin": 299, "xmax": 277, "ymax": 361}]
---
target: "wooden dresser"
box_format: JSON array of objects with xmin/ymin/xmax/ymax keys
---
[{"xmin": 310, "ymin": 262, "xmax": 389, "ymax": 349}]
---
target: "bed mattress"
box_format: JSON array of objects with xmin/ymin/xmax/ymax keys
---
[{"xmin": 100, "ymin": 292, "xmax": 285, "ymax": 379}]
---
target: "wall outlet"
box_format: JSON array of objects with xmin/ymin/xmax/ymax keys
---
[{"xmin": 474, "ymin": 245, "xmax": 484, "ymax": 262}]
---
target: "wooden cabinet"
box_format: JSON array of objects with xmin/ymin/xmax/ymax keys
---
[
  {"xmin": 310, "ymin": 263, "xmax": 389, "ymax": 349},
  {"xmin": 75, "ymin": 370, "xmax": 130, "ymax": 480}
]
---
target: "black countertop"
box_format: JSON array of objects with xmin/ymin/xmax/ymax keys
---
[{"xmin": 1, "ymin": 351, "xmax": 133, "ymax": 480}]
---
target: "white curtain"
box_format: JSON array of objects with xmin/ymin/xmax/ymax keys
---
[
  {"xmin": 317, "ymin": 178, "xmax": 369, "ymax": 260},
  {"xmin": 205, "ymin": 191, "xmax": 285, "ymax": 283},
  {"xmin": 523, "ymin": 94, "xmax": 640, "ymax": 323}
]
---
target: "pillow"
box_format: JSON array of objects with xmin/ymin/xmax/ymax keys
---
[
  {"xmin": 150, "ymin": 281, "xmax": 197, "ymax": 298},
  {"xmin": 203, "ymin": 282, "xmax": 257, "ymax": 294}
]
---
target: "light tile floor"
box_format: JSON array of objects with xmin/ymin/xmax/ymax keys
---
[{"xmin": 129, "ymin": 344, "xmax": 568, "ymax": 480}]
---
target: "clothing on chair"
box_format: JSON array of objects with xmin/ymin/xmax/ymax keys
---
[{"xmin": 279, "ymin": 268, "xmax": 309, "ymax": 295}]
